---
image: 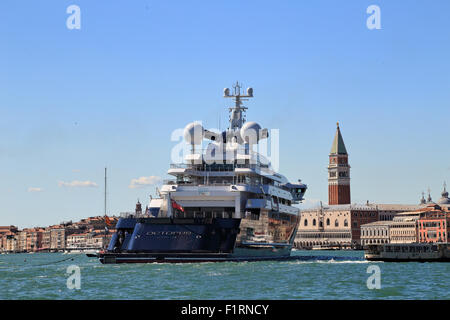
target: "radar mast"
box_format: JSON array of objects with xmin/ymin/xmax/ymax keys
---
[{"xmin": 224, "ymin": 81, "xmax": 253, "ymax": 130}]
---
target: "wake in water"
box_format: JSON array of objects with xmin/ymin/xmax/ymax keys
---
[
  {"xmin": 288, "ymin": 259, "xmax": 373, "ymax": 264},
  {"xmin": 287, "ymin": 256, "xmax": 368, "ymax": 264}
]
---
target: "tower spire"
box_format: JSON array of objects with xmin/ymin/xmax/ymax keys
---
[
  {"xmin": 330, "ymin": 121, "xmax": 348, "ymax": 155},
  {"xmin": 441, "ymin": 182, "xmax": 448, "ymax": 198},
  {"xmin": 328, "ymin": 122, "xmax": 350, "ymax": 205},
  {"xmin": 420, "ymin": 191, "xmax": 426, "ymax": 204}
]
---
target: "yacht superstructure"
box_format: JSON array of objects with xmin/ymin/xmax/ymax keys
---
[{"xmin": 99, "ymin": 83, "xmax": 307, "ymax": 263}]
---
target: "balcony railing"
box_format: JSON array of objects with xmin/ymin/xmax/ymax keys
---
[{"xmin": 162, "ymin": 180, "xmax": 268, "ymax": 188}]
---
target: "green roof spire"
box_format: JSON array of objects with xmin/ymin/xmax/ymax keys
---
[{"xmin": 330, "ymin": 122, "xmax": 348, "ymax": 155}]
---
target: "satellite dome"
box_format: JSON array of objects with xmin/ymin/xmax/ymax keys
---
[
  {"xmin": 183, "ymin": 122, "xmax": 204, "ymax": 144},
  {"xmin": 240, "ymin": 121, "xmax": 261, "ymax": 144}
]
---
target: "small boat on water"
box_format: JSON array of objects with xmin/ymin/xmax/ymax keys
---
[
  {"xmin": 364, "ymin": 243, "xmax": 450, "ymax": 262},
  {"xmin": 85, "ymin": 249, "xmax": 100, "ymax": 257},
  {"xmin": 67, "ymin": 250, "xmax": 83, "ymax": 254},
  {"xmin": 63, "ymin": 248, "xmax": 100, "ymax": 256}
]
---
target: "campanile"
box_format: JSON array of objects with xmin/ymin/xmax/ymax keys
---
[{"xmin": 328, "ymin": 122, "xmax": 351, "ymax": 205}]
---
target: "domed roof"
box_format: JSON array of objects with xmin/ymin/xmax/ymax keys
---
[{"xmin": 438, "ymin": 182, "xmax": 450, "ymax": 204}]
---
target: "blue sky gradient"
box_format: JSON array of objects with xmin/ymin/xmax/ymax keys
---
[{"xmin": 1, "ymin": 0, "xmax": 450, "ymax": 228}]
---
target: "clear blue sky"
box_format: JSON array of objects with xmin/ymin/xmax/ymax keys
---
[{"xmin": 1, "ymin": 0, "xmax": 450, "ymax": 228}]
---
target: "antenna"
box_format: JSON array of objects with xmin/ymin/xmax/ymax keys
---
[
  {"xmin": 103, "ymin": 167, "xmax": 108, "ymax": 251},
  {"xmin": 224, "ymin": 81, "xmax": 253, "ymax": 130},
  {"xmin": 104, "ymin": 167, "xmax": 107, "ymax": 216}
]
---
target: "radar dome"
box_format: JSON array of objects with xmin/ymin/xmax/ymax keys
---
[
  {"xmin": 184, "ymin": 122, "xmax": 204, "ymax": 144},
  {"xmin": 240, "ymin": 121, "xmax": 261, "ymax": 144}
]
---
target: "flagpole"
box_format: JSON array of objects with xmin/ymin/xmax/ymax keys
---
[
  {"xmin": 104, "ymin": 167, "xmax": 107, "ymax": 217},
  {"xmin": 104, "ymin": 167, "xmax": 107, "ymax": 250}
]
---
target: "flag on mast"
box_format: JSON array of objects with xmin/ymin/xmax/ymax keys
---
[
  {"xmin": 105, "ymin": 215, "xmax": 113, "ymax": 226},
  {"xmin": 171, "ymin": 200, "xmax": 184, "ymax": 213}
]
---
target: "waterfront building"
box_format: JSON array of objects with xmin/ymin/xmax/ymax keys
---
[
  {"xmin": 87, "ymin": 231, "xmax": 114, "ymax": 248},
  {"xmin": 0, "ymin": 216, "xmax": 119, "ymax": 252},
  {"xmin": 361, "ymin": 221, "xmax": 393, "ymax": 246},
  {"xmin": 26, "ymin": 228, "xmax": 43, "ymax": 252},
  {"xmin": 0, "ymin": 235, "xmax": 6, "ymax": 252},
  {"xmin": 0, "ymin": 232, "xmax": 18, "ymax": 253},
  {"xmin": 386, "ymin": 208, "xmax": 422, "ymax": 244},
  {"xmin": 389, "ymin": 205, "xmax": 440, "ymax": 243},
  {"xmin": 5, "ymin": 234, "xmax": 18, "ymax": 252},
  {"xmin": 389, "ymin": 221, "xmax": 418, "ymax": 244},
  {"xmin": 50, "ymin": 227, "xmax": 66, "ymax": 251},
  {"xmin": 41, "ymin": 229, "xmax": 52, "ymax": 252},
  {"xmin": 295, "ymin": 203, "xmax": 378, "ymax": 249},
  {"xmin": 417, "ymin": 206, "xmax": 449, "ymax": 243},
  {"xmin": 291, "ymin": 205, "xmax": 422, "ymax": 249},
  {"xmin": 63, "ymin": 229, "xmax": 115, "ymax": 250},
  {"xmin": 0, "ymin": 226, "xmax": 18, "ymax": 252},
  {"xmin": 85, "ymin": 232, "xmax": 98, "ymax": 248},
  {"xmin": 328, "ymin": 123, "xmax": 350, "ymax": 205},
  {"xmin": 91, "ymin": 234, "xmax": 105, "ymax": 247},
  {"xmin": 361, "ymin": 203, "xmax": 449, "ymax": 245},
  {"xmin": 66, "ymin": 233, "xmax": 88, "ymax": 249},
  {"xmin": 17, "ymin": 229, "xmax": 29, "ymax": 252}
]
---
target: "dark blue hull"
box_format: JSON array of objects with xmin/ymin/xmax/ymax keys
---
[
  {"xmin": 99, "ymin": 252, "xmax": 296, "ymax": 264},
  {"xmin": 100, "ymin": 217, "xmax": 240, "ymax": 263},
  {"xmin": 99, "ymin": 216, "xmax": 293, "ymax": 264}
]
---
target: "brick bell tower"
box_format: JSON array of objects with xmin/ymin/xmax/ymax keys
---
[{"xmin": 328, "ymin": 122, "xmax": 351, "ymax": 205}]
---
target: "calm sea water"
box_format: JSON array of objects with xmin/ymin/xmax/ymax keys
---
[{"xmin": 0, "ymin": 250, "xmax": 448, "ymax": 300}]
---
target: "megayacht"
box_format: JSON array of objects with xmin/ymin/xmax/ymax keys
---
[{"xmin": 98, "ymin": 82, "xmax": 307, "ymax": 263}]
